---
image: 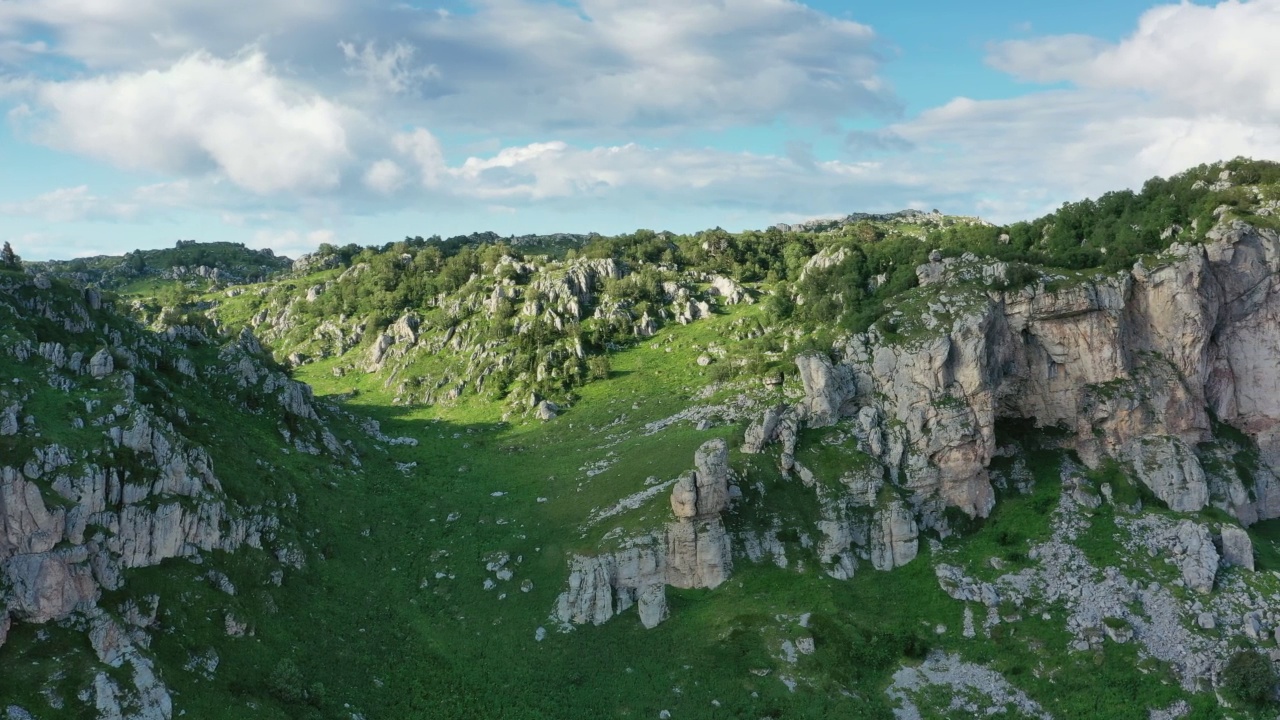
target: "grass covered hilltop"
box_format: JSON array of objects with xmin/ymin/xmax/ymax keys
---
[{"xmin": 8, "ymin": 158, "xmax": 1280, "ymax": 718}]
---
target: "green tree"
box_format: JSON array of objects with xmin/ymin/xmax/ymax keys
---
[
  {"xmin": 0, "ymin": 241, "xmax": 19, "ymax": 269},
  {"xmin": 1223, "ymin": 649, "xmax": 1278, "ymax": 708}
]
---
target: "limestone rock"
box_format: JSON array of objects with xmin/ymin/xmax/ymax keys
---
[
  {"xmin": 708, "ymin": 275, "xmax": 752, "ymax": 305},
  {"xmin": 669, "ymin": 472, "xmax": 698, "ymax": 519},
  {"xmin": 636, "ymin": 584, "xmax": 668, "ymax": 629},
  {"xmin": 665, "ymin": 517, "xmax": 732, "ymax": 589},
  {"xmin": 535, "ymin": 401, "xmax": 559, "ymax": 421},
  {"xmin": 0, "ymin": 404, "xmax": 18, "ymax": 436},
  {"xmin": 556, "ymin": 442, "xmax": 735, "ymax": 628},
  {"xmin": 3, "ymin": 550, "xmax": 100, "ymax": 622},
  {"xmin": 742, "ymin": 405, "xmax": 785, "ymax": 454},
  {"xmin": 1171, "ymin": 521, "xmax": 1218, "ymax": 594},
  {"xmin": 555, "ymin": 554, "xmax": 616, "ymax": 626},
  {"xmin": 870, "ymin": 500, "xmax": 919, "ymax": 571},
  {"xmin": 1220, "ymin": 525, "xmax": 1254, "ymax": 570},
  {"xmin": 2, "ymin": 466, "xmax": 66, "ymax": 558},
  {"xmin": 795, "ymin": 353, "xmax": 852, "ymax": 428},
  {"xmin": 1124, "ymin": 437, "xmax": 1208, "ymax": 513},
  {"xmin": 691, "ymin": 438, "xmax": 730, "ymax": 516},
  {"xmin": 89, "ymin": 348, "xmax": 115, "ymax": 378}
]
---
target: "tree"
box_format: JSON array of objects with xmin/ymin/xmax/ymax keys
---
[
  {"xmin": 0, "ymin": 241, "xmax": 18, "ymax": 269},
  {"xmin": 1223, "ymin": 649, "xmax": 1278, "ymax": 708}
]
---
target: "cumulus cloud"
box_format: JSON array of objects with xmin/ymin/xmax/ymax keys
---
[
  {"xmin": 891, "ymin": 0, "xmax": 1280, "ymax": 219},
  {"xmin": 393, "ymin": 129, "xmax": 447, "ymax": 188},
  {"xmin": 363, "ymin": 159, "xmax": 407, "ymax": 194},
  {"xmin": 0, "ymin": 0, "xmax": 897, "ymax": 134},
  {"xmin": 339, "ymin": 40, "xmax": 440, "ymax": 96},
  {"xmin": 408, "ymin": 0, "xmax": 897, "ymax": 132},
  {"xmin": 0, "ymin": 185, "xmax": 138, "ymax": 222},
  {"xmin": 988, "ymin": 0, "xmax": 1280, "ymax": 120},
  {"xmin": 23, "ymin": 50, "xmax": 354, "ymax": 194},
  {"xmin": 4, "ymin": 0, "xmax": 1279, "ymax": 251},
  {"xmin": 385, "ymin": 137, "xmax": 888, "ymax": 215}
]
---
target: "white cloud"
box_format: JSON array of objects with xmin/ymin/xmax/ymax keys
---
[
  {"xmin": 23, "ymin": 50, "xmax": 354, "ymax": 194},
  {"xmin": 3, "ymin": 0, "xmax": 1278, "ymax": 242},
  {"xmin": 875, "ymin": 0, "xmax": 1280, "ymax": 220},
  {"xmin": 393, "ymin": 129, "xmax": 447, "ymax": 188},
  {"xmin": 0, "ymin": 0, "xmax": 897, "ymax": 134},
  {"xmin": 404, "ymin": 0, "xmax": 896, "ymax": 132},
  {"xmin": 340, "ymin": 40, "xmax": 439, "ymax": 96},
  {"xmin": 0, "ymin": 185, "xmax": 139, "ymax": 222},
  {"xmin": 988, "ymin": 0, "xmax": 1280, "ymax": 120},
  {"xmin": 363, "ymin": 159, "xmax": 407, "ymax": 194}
]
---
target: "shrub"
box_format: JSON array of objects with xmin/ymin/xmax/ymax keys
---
[
  {"xmin": 1223, "ymin": 649, "xmax": 1277, "ymax": 708},
  {"xmin": 586, "ymin": 354, "xmax": 611, "ymax": 381}
]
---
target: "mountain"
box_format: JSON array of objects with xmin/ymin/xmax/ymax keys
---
[{"xmin": 5, "ymin": 157, "xmax": 1280, "ymax": 718}]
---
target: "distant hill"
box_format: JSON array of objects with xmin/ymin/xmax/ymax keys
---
[{"xmin": 31, "ymin": 240, "xmax": 291, "ymax": 291}]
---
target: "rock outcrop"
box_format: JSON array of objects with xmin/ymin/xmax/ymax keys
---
[
  {"xmin": 554, "ymin": 439, "xmax": 735, "ymax": 629},
  {"xmin": 870, "ymin": 499, "xmax": 920, "ymax": 571},
  {"xmin": 1220, "ymin": 525, "xmax": 1254, "ymax": 570},
  {"xmin": 1124, "ymin": 437, "xmax": 1208, "ymax": 513},
  {"xmin": 744, "ymin": 221, "xmax": 1280, "ymax": 533},
  {"xmin": 89, "ymin": 348, "xmax": 114, "ymax": 378},
  {"xmin": 1171, "ymin": 521, "xmax": 1219, "ymax": 594}
]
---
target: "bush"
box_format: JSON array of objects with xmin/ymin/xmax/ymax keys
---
[
  {"xmin": 1223, "ymin": 649, "xmax": 1277, "ymax": 708},
  {"xmin": 586, "ymin": 354, "xmax": 611, "ymax": 381},
  {"xmin": 267, "ymin": 659, "xmax": 326, "ymax": 708}
]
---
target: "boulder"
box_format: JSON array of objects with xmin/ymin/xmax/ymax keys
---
[
  {"xmin": 708, "ymin": 275, "xmax": 752, "ymax": 305},
  {"xmin": 89, "ymin": 348, "xmax": 114, "ymax": 378},
  {"xmin": 636, "ymin": 584, "xmax": 668, "ymax": 629},
  {"xmin": 1220, "ymin": 525, "xmax": 1255, "ymax": 571},
  {"xmin": 535, "ymin": 401, "xmax": 559, "ymax": 421},
  {"xmin": 1171, "ymin": 521, "xmax": 1218, "ymax": 594}
]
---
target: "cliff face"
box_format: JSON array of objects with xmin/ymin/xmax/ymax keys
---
[
  {"xmin": 0, "ymin": 271, "xmax": 344, "ymax": 718},
  {"xmin": 762, "ymin": 220, "xmax": 1280, "ymax": 535}
]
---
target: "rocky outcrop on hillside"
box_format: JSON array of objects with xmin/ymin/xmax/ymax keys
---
[
  {"xmin": 554, "ymin": 439, "xmax": 735, "ymax": 629},
  {"xmin": 745, "ymin": 221, "xmax": 1280, "ymax": 547},
  {"xmin": 0, "ymin": 271, "xmax": 344, "ymax": 718}
]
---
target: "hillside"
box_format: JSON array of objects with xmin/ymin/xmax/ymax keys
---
[
  {"xmin": 29, "ymin": 241, "xmax": 292, "ymax": 294},
  {"xmin": 6, "ymin": 158, "xmax": 1280, "ymax": 719}
]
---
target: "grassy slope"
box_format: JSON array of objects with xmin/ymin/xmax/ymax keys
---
[
  {"xmin": 63, "ymin": 303, "xmax": 1220, "ymax": 718},
  {"xmin": 0, "ymin": 289, "xmax": 1232, "ymax": 719}
]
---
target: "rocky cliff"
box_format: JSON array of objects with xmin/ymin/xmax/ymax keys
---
[
  {"xmin": 0, "ymin": 270, "xmax": 346, "ymax": 718},
  {"xmin": 746, "ymin": 220, "xmax": 1280, "ymax": 548}
]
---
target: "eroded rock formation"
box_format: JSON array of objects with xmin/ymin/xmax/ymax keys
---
[
  {"xmin": 554, "ymin": 439, "xmax": 735, "ymax": 629},
  {"xmin": 745, "ymin": 221, "xmax": 1280, "ymax": 538}
]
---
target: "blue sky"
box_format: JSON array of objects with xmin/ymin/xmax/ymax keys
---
[{"xmin": 0, "ymin": 0, "xmax": 1277, "ymax": 260}]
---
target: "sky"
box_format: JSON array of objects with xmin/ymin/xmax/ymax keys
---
[{"xmin": 1, "ymin": 0, "xmax": 1278, "ymax": 260}]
